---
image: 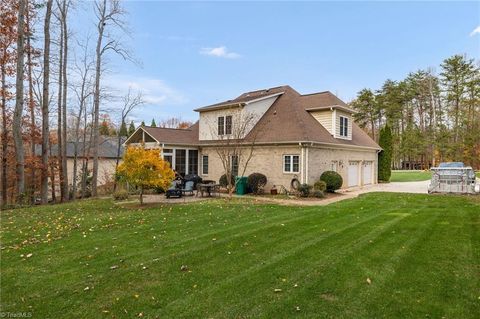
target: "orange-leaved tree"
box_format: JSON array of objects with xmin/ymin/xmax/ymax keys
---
[{"xmin": 117, "ymin": 147, "xmax": 174, "ymax": 205}]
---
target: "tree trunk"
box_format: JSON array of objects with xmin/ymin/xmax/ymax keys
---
[
  {"xmin": 139, "ymin": 186, "xmax": 143, "ymax": 205},
  {"xmin": 92, "ymin": 14, "xmax": 105, "ymax": 197},
  {"xmin": 49, "ymin": 141, "xmax": 56, "ymax": 201},
  {"xmin": 13, "ymin": 0, "xmax": 27, "ymax": 201},
  {"xmin": 1, "ymin": 66, "xmax": 8, "ymax": 206},
  {"xmin": 56, "ymin": 17, "xmax": 64, "ymax": 202},
  {"xmin": 41, "ymin": 0, "xmax": 52, "ymax": 204},
  {"xmin": 26, "ymin": 4, "xmax": 35, "ymax": 204},
  {"xmin": 60, "ymin": 0, "xmax": 68, "ymax": 200},
  {"xmin": 113, "ymin": 134, "xmax": 122, "ymax": 193}
]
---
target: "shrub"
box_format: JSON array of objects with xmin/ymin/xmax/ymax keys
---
[
  {"xmin": 313, "ymin": 180, "xmax": 327, "ymax": 192},
  {"xmin": 247, "ymin": 173, "xmax": 267, "ymax": 194},
  {"xmin": 297, "ymin": 183, "xmax": 312, "ymax": 197},
  {"xmin": 320, "ymin": 171, "xmax": 343, "ymax": 192},
  {"xmin": 113, "ymin": 189, "xmax": 129, "ymax": 201},
  {"xmin": 311, "ymin": 190, "xmax": 325, "ymax": 198},
  {"xmin": 378, "ymin": 124, "xmax": 392, "ymax": 182},
  {"xmin": 219, "ymin": 174, "xmax": 235, "ymax": 187}
]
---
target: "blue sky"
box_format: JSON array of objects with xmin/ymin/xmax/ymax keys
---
[{"xmin": 78, "ymin": 1, "xmax": 480, "ymax": 124}]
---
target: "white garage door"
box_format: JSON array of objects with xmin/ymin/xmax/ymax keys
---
[
  {"xmin": 348, "ymin": 162, "xmax": 359, "ymax": 187},
  {"xmin": 363, "ymin": 161, "xmax": 373, "ymax": 185}
]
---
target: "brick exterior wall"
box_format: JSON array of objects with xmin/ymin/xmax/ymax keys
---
[{"xmin": 199, "ymin": 144, "xmax": 378, "ymax": 190}]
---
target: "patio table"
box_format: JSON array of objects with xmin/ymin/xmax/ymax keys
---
[{"xmin": 197, "ymin": 183, "xmax": 220, "ymax": 197}]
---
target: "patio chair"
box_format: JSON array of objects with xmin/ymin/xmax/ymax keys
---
[
  {"xmin": 166, "ymin": 179, "xmax": 182, "ymax": 198},
  {"xmin": 182, "ymin": 181, "xmax": 195, "ymax": 196}
]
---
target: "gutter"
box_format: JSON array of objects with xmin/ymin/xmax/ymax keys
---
[{"xmin": 198, "ymin": 140, "xmax": 381, "ymax": 151}]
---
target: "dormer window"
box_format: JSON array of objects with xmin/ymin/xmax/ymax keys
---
[
  {"xmin": 339, "ymin": 116, "xmax": 348, "ymax": 137},
  {"xmin": 218, "ymin": 115, "xmax": 232, "ymax": 135}
]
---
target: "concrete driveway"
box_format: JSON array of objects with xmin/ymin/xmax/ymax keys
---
[{"xmin": 342, "ymin": 180, "xmax": 430, "ymax": 196}]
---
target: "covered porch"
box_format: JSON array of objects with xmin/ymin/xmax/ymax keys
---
[{"xmin": 124, "ymin": 125, "xmax": 200, "ymax": 177}]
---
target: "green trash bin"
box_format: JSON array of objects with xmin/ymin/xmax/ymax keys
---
[{"xmin": 235, "ymin": 176, "xmax": 248, "ymax": 195}]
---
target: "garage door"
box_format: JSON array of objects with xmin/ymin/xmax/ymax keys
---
[
  {"xmin": 348, "ymin": 161, "xmax": 359, "ymax": 187},
  {"xmin": 363, "ymin": 161, "xmax": 373, "ymax": 185}
]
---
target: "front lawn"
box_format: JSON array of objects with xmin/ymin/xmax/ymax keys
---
[
  {"xmin": 390, "ymin": 170, "xmax": 432, "ymax": 182},
  {"xmin": 1, "ymin": 194, "xmax": 479, "ymax": 318}
]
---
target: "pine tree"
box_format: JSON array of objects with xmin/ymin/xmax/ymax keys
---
[
  {"xmin": 378, "ymin": 124, "xmax": 392, "ymax": 182},
  {"xmin": 151, "ymin": 118, "xmax": 157, "ymax": 127},
  {"xmin": 140, "ymin": 121, "xmax": 145, "ymax": 127},
  {"xmin": 119, "ymin": 121, "xmax": 128, "ymax": 136},
  {"xmin": 128, "ymin": 121, "xmax": 136, "ymax": 136}
]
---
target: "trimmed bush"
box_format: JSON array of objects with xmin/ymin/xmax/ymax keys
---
[
  {"xmin": 247, "ymin": 173, "xmax": 267, "ymax": 194},
  {"xmin": 311, "ymin": 190, "xmax": 325, "ymax": 198},
  {"xmin": 320, "ymin": 171, "xmax": 343, "ymax": 192},
  {"xmin": 219, "ymin": 174, "xmax": 235, "ymax": 187},
  {"xmin": 313, "ymin": 180, "xmax": 327, "ymax": 192},
  {"xmin": 113, "ymin": 189, "xmax": 129, "ymax": 201},
  {"xmin": 378, "ymin": 124, "xmax": 392, "ymax": 182},
  {"xmin": 298, "ymin": 183, "xmax": 312, "ymax": 197}
]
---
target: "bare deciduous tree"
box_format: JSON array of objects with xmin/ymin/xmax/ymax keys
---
[
  {"xmin": 207, "ymin": 111, "xmax": 265, "ymax": 197},
  {"xmin": 92, "ymin": 0, "xmax": 132, "ymax": 197},
  {"xmin": 13, "ymin": 0, "xmax": 27, "ymax": 200},
  {"xmin": 54, "ymin": 0, "xmax": 71, "ymax": 201},
  {"xmin": 112, "ymin": 88, "xmax": 144, "ymax": 192},
  {"xmin": 40, "ymin": 0, "xmax": 53, "ymax": 204},
  {"xmin": 70, "ymin": 37, "xmax": 94, "ymax": 199}
]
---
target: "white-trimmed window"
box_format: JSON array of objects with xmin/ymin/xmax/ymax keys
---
[
  {"xmin": 218, "ymin": 117, "xmax": 225, "ymax": 135},
  {"xmin": 231, "ymin": 155, "xmax": 239, "ymax": 176},
  {"xmin": 283, "ymin": 155, "xmax": 300, "ymax": 173},
  {"xmin": 339, "ymin": 116, "xmax": 348, "ymax": 137},
  {"xmin": 225, "ymin": 115, "xmax": 232, "ymax": 135},
  {"xmin": 202, "ymin": 155, "xmax": 209, "ymax": 175},
  {"xmin": 218, "ymin": 115, "xmax": 233, "ymax": 136}
]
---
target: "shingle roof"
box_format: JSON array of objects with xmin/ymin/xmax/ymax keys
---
[
  {"xmin": 194, "ymin": 86, "xmax": 288, "ymax": 112},
  {"xmin": 241, "ymin": 86, "xmax": 380, "ymax": 149},
  {"xmin": 45, "ymin": 136, "xmax": 126, "ymax": 159},
  {"xmin": 142, "ymin": 122, "xmax": 199, "ymax": 145},
  {"xmin": 132, "ymin": 87, "xmax": 379, "ymax": 150}
]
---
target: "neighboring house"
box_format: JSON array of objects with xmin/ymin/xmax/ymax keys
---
[
  {"xmin": 124, "ymin": 86, "xmax": 381, "ymax": 189},
  {"xmin": 48, "ymin": 136, "xmax": 125, "ymax": 185}
]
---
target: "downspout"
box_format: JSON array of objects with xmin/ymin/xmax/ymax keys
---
[
  {"xmin": 305, "ymin": 146, "xmax": 309, "ymax": 184},
  {"xmin": 300, "ymin": 144, "xmax": 305, "ymax": 184},
  {"xmin": 375, "ymin": 149, "xmax": 381, "ymax": 184}
]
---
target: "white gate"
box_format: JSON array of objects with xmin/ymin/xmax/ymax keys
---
[
  {"xmin": 348, "ymin": 161, "xmax": 359, "ymax": 187},
  {"xmin": 363, "ymin": 161, "xmax": 373, "ymax": 185}
]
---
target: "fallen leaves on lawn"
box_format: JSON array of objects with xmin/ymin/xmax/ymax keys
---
[
  {"xmin": 366, "ymin": 278, "xmax": 372, "ymax": 285},
  {"xmin": 274, "ymin": 288, "xmax": 282, "ymax": 293},
  {"xmin": 180, "ymin": 265, "xmax": 189, "ymax": 272},
  {"xmin": 110, "ymin": 265, "xmax": 119, "ymax": 270}
]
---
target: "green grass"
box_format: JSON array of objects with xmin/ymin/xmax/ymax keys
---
[
  {"xmin": 390, "ymin": 170, "xmax": 480, "ymax": 182},
  {"xmin": 390, "ymin": 170, "xmax": 432, "ymax": 182},
  {"xmin": 1, "ymin": 194, "xmax": 479, "ymax": 318}
]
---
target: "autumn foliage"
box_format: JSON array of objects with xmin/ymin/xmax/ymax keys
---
[{"xmin": 117, "ymin": 147, "xmax": 174, "ymax": 204}]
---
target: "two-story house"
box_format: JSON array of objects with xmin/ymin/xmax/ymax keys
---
[{"xmin": 124, "ymin": 85, "xmax": 381, "ymax": 189}]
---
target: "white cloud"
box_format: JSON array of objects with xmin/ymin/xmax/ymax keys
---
[
  {"xmin": 200, "ymin": 46, "xmax": 241, "ymax": 59},
  {"xmin": 104, "ymin": 75, "xmax": 188, "ymax": 106},
  {"xmin": 469, "ymin": 26, "xmax": 480, "ymax": 36}
]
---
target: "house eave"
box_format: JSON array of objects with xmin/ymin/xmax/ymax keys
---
[
  {"xmin": 306, "ymin": 104, "xmax": 357, "ymax": 114},
  {"xmin": 197, "ymin": 140, "xmax": 381, "ymax": 151}
]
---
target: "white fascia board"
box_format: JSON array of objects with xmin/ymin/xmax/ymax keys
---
[{"xmin": 244, "ymin": 92, "xmax": 284, "ymax": 105}]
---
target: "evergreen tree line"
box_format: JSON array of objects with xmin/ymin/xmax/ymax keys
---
[{"xmin": 350, "ymin": 54, "xmax": 480, "ymax": 170}]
